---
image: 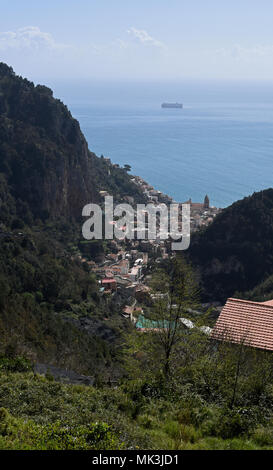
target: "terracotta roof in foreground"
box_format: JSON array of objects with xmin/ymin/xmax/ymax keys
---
[{"xmin": 210, "ymin": 298, "xmax": 273, "ymax": 351}]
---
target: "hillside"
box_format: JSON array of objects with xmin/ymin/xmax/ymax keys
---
[
  {"xmin": 0, "ymin": 345, "xmax": 273, "ymax": 450},
  {"xmin": 0, "ymin": 63, "xmax": 144, "ymax": 375},
  {"xmin": 188, "ymin": 188, "xmax": 273, "ymax": 302},
  {"xmin": 1, "ymin": 63, "xmax": 273, "ymax": 451},
  {"xmin": 0, "ymin": 62, "xmax": 145, "ymax": 226}
]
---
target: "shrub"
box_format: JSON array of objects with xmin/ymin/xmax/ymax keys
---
[
  {"xmin": 177, "ymin": 407, "xmax": 193, "ymax": 425},
  {"xmin": 164, "ymin": 420, "xmax": 181, "ymax": 440},
  {"xmin": 163, "ymin": 420, "xmax": 200, "ymax": 445},
  {"xmin": 0, "ymin": 408, "xmax": 123, "ymax": 450},
  {"xmin": 34, "ymin": 421, "xmax": 123, "ymax": 450},
  {"xmin": 205, "ymin": 407, "xmax": 258, "ymax": 439},
  {"xmin": 0, "ymin": 356, "xmax": 33, "ymax": 373},
  {"xmin": 137, "ymin": 414, "xmax": 157, "ymax": 430},
  {"xmin": 252, "ymin": 427, "xmax": 273, "ymax": 447},
  {"xmin": 179, "ymin": 424, "xmax": 200, "ymax": 443}
]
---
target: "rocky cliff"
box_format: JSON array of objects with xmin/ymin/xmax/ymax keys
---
[
  {"xmin": 0, "ymin": 62, "xmax": 144, "ymax": 226},
  {"xmin": 0, "ymin": 63, "xmax": 140, "ymax": 374}
]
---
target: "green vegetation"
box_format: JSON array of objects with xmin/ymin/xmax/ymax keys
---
[
  {"xmin": 0, "ymin": 62, "xmax": 142, "ymax": 376},
  {"xmin": 120, "ymin": 260, "xmax": 273, "ymax": 449},
  {"xmin": 124, "ymin": 258, "xmax": 200, "ymax": 380},
  {"xmin": 0, "ymin": 62, "xmax": 273, "ymax": 450},
  {"xmin": 0, "ymin": 347, "xmax": 273, "ymax": 450},
  {"xmin": 0, "ymin": 406, "xmax": 122, "ymax": 450},
  {"xmin": 0, "ymin": 63, "xmax": 145, "ymax": 227},
  {"xmin": 189, "ymin": 188, "xmax": 273, "ymax": 302},
  {"xmin": 1, "ymin": 257, "xmax": 272, "ymax": 450},
  {"xmin": 0, "ymin": 224, "xmax": 128, "ymax": 376},
  {"xmin": 236, "ymin": 272, "xmax": 273, "ymax": 302}
]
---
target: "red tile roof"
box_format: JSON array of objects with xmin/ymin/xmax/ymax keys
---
[
  {"xmin": 210, "ymin": 298, "xmax": 273, "ymax": 351},
  {"xmin": 262, "ymin": 300, "xmax": 273, "ymax": 307},
  {"xmin": 102, "ymin": 278, "xmax": 116, "ymax": 284}
]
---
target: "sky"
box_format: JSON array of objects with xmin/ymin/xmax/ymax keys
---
[{"xmin": 1, "ymin": 0, "xmax": 273, "ymax": 82}]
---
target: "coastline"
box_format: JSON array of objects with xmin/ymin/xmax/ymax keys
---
[{"xmin": 129, "ymin": 173, "xmax": 222, "ymax": 232}]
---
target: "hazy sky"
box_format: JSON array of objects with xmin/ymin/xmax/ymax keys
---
[{"xmin": 1, "ymin": 0, "xmax": 273, "ymax": 81}]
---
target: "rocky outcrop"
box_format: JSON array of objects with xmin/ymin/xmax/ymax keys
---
[
  {"xmin": 34, "ymin": 363, "xmax": 94, "ymax": 386},
  {"xmin": 0, "ymin": 62, "xmax": 144, "ymax": 224}
]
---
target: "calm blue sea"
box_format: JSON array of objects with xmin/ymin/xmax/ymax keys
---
[{"xmin": 50, "ymin": 80, "xmax": 273, "ymax": 208}]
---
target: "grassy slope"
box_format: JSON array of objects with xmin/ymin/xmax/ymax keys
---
[{"xmin": 0, "ymin": 371, "xmax": 272, "ymax": 450}]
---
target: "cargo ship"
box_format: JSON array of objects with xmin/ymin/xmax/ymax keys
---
[{"xmin": 161, "ymin": 102, "xmax": 183, "ymax": 109}]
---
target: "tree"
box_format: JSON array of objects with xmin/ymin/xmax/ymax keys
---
[{"xmin": 123, "ymin": 256, "xmax": 200, "ymax": 384}]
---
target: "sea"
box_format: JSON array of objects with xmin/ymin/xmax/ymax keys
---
[{"xmin": 49, "ymin": 79, "xmax": 273, "ymax": 208}]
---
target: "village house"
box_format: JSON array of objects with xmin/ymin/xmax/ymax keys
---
[
  {"xmin": 122, "ymin": 305, "xmax": 143, "ymax": 321},
  {"xmin": 101, "ymin": 277, "xmax": 117, "ymax": 292},
  {"xmin": 184, "ymin": 195, "xmax": 210, "ymax": 212},
  {"xmin": 117, "ymin": 250, "xmax": 126, "ymax": 260},
  {"xmin": 135, "ymin": 284, "xmax": 151, "ymax": 302},
  {"xmin": 211, "ymin": 297, "xmax": 273, "ymax": 351},
  {"xmin": 99, "ymin": 190, "xmax": 110, "ymax": 198},
  {"xmin": 109, "ymin": 259, "xmax": 129, "ymax": 276},
  {"xmin": 106, "ymin": 253, "xmax": 119, "ymax": 263},
  {"xmin": 129, "ymin": 265, "xmax": 142, "ymax": 282}
]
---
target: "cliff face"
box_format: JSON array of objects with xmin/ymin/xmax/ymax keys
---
[
  {"xmin": 0, "ymin": 63, "xmax": 143, "ymax": 225},
  {"xmin": 0, "ymin": 63, "xmax": 141, "ymax": 372}
]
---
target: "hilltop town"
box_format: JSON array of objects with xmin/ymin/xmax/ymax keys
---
[{"xmin": 76, "ymin": 165, "xmax": 222, "ymax": 322}]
